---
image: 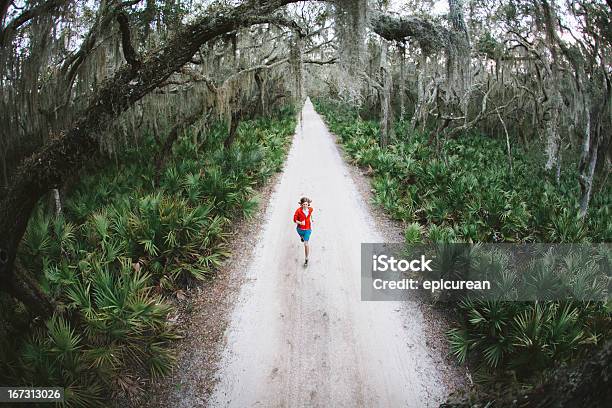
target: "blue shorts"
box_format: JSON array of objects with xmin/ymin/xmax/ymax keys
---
[{"xmin": 296, "ymin": 227, "xmax": 312, "ymax": 242}]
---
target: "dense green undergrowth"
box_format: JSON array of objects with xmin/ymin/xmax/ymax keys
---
[
  {"xmin": 315, "ymin": 99, "xmax": 610, "ymax": 243},
  {"xmin": 313, "ymin": 98, "xmax": 611, "ymax": 384},
  {"xmin": 0, "ymin": 108, "xmax": 296, "ymax": 406}
]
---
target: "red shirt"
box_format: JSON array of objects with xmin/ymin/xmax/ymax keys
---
[{"xmin": 293, "ymin": 207, "xmax": 313, "ymax": 230}]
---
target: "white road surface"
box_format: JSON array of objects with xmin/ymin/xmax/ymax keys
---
[{"xmin": 208, "ymin": 98, "xmax": 448, "ymax": 407}]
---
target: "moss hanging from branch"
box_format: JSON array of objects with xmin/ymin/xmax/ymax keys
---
[
  {"xmin": 333, "ymin": 0, "xmax": 367, "ymax": 71},
  {"xmin": 379, "ymin": 38, "xmax": 393, "ymax": 147},
  {"xmin": 289, "ymin": 33, "xmax": 304, "ymax": 105},
  {"xmin": 370, "ymin": 12, "xmax": 452, "ymax": 55},
  {"xmin": 331, "ymin": 0, "xmax": 367, "ymax": 101}
]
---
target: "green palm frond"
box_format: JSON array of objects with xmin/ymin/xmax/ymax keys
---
[
  {"xmin": 447, "ymin": 328, "xmax": 470, "ymax": 364},
  {"xmin": 90, "ymin": 210, "xmax": 111, "ymax": 243},
  {"xmin": 22, "ymin": 210, "xmax": 51, "ymax": 258}
]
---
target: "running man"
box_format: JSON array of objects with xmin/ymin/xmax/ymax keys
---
[{"xmin": 293, "ymin": 197, "xmax": 314, "ymax": 265}]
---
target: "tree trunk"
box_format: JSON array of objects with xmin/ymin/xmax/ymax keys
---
[
  {"xmin": 544, "ymin": 86, "xmax": 563, "ymax": 174},
  {"xmin": 52, "ymin": 189, "xmax": 62, "ymax": 217},
  {"xmin": 143, "ymin": 0, "xmax": 157, "ymax": 39},
  {"xmin": 578, "ymin": 81, "xmax": 608, "ymax": 218},
  {"xmin": 399, "ymin": 44, "xmax": 406, "ymax": 120},
  {"xmin": 379, "ymin": 40, "xmax": 393, "ymax": 147},
  {"xmin": 448, "ymin": 0, "xmax": 469, "ymax": 41},
  {"xmin": 289, "ymin": 34, "xmax": 305, "ymax": 106},
  {"xmin": 497, "ymin": 109, "xmax": 513, "ymax": 174},
  {"xmin": 411, "ymin": 53, "xmax": 427, "ymax": 131},
  {"xmin": 4, "ymin": 259, "xmax": 54, "ymax": 319},
  {"xmin": 255, "ymin": 70, "xmax": 267, "ymax": 116},
  {"xmin": 576, "ymin": 78, "xmax": 592, "ymax": 204},
  {"xmin": 578, "ymin": 135, "xmax": 599, "ymax": 218},
  {"xmin": 540, "ymin": 0, "xmax": 564, "ymax": 175},
  {"xmin": 224, "ymin": 109, "xmax": 241, "ymax": 149}
]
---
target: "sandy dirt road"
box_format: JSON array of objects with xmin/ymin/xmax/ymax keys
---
[{"xmin": 208, "ymin": 99, "xmax": 449, "ymax": 407}]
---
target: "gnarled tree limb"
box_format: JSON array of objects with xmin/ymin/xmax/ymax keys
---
[
  {"xmin": 0, "ymin": 0, "xmax": 303, "ymax": 317},
  {"xmin": 369, "ymin": 11, "xmax": 453, "ymax": 55},
  {"xmin": 117, "ymin": 11, "xmax": 141, "ymax": 69}
]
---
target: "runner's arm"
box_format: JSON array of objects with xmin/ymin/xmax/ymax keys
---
[{"xmin": 293, "ymin": 210, "xmax": 305, "ymax": 226}]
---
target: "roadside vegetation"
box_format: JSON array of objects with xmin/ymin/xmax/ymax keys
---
[
  {"xmin": 314, "ymin": 98, "xmax": 611, "ymax": 393},
  {"xmin": 315, "ymin": 99, "xmax": 610, "ymax": 244},
  {"xmin": 0, "ymin": 111, "xmax": 296, "ymax": 406}
]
